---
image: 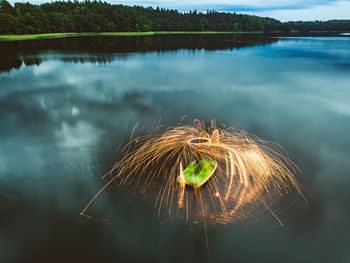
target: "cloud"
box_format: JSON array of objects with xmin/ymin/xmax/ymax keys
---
[
  {"xmin": 100, "ymin": 0, "xmax": 344, "ymax": 11},
  {"xmin": 7, "ymin": 0, "xmax": 350, "ymax": 20},
  {"xmin": 243, "ymin": 0, "xmax": 350, "ymax": 21}
]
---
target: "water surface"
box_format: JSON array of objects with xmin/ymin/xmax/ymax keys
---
[{"xmin": 0, "ymin": 34, "xmax": 350, "ymax": 263}]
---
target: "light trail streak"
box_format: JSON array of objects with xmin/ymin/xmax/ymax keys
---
[{"xmin": 81, "ymin": 119, "xmax": 303, "ymax": 225}]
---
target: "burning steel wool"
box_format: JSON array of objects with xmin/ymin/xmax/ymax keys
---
[{"xmin": 81, "ymin": 120, "xmax": 303, "ymax": 225}]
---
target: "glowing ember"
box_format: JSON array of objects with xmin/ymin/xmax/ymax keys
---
[{"xmin": 81, "ymin": 119, "xmax": 303, "ymax": 225}]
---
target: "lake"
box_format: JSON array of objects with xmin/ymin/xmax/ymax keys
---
[{"xmin": 0, "ymin": 34, "xmax": 350, "ymax": 263}]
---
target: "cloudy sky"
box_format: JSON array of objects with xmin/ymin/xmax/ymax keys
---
[{"xmin": 8, "ymin": 0, "xmax": 350, "ymax": 21}]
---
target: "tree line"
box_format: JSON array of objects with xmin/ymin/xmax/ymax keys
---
[
  {"xmin": 0, "ymin": 0, "xmax": 285, "ymax": 34},
  {"xmin": 0, "ymin": 0, "xmax": 349, "ymax": 35},
  {"xmin": 289, "ymin": 20, "xmax": 350, "ymax": 32}
]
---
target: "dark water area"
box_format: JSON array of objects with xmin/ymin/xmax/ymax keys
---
[
  {"xmin": 0, "ymin": 34, "xmax": 350, "ymax": 263},
  {"xmin": 0, "ymin": 34, "xmax": 276, "ymax": 73}
]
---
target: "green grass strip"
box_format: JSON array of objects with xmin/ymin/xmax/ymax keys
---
[{"xmin": 0, "ymin": 31, "xmax": 263, "ymax": 41}]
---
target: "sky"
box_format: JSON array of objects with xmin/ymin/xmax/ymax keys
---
[{"xmin": 8, "ymin": 0, "xmax": 350, "ymax": 21}]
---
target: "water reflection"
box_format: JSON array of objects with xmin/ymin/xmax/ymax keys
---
[
  {"xmin": 0, "ymin": 35, "xmax": 349, "ymax": 263},
  {"xmin": 0, "ymin": 34, "xmax": 277, "ymax": 73}
]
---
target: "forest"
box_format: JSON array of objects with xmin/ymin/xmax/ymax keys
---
[{"xmin": 0, "ymin": 0, "xmax": 350, "ymax": 35}]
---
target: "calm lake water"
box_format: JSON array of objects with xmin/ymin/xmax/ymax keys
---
[{"xmin": 0, "ymin": 34, "xmax": 350, "ymax": 263}]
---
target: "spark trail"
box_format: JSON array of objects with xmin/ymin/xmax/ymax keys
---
[{"xmin": 81, "ymin": 120, "xmax": 303, "ymax": 225}]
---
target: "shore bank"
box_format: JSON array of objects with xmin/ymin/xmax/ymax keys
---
[{"xmin": 0, "ymin": 31, "xmax": 263, "ymax": 41}]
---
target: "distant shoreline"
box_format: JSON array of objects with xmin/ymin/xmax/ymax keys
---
[
  {"xmin": 1, "ymin": 31, "xmax": 348, "ymax": 42},
  {"xmin": 0, "ymin": 31, "xmax": 264, "ymax": 41}
]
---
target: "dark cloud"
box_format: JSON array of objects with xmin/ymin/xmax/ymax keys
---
[{"xmin": 7, "ymin": 0, "xmax": 346, "ymax": 12}]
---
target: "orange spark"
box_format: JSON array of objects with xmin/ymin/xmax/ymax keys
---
[{"xmin": 81, "ymin": 119, "xmax": 303, "ymax": 225}]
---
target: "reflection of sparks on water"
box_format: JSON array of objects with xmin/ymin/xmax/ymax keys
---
[{"xmin": 81, "ymin": 119, "xmax": 303, "ymax": 225}]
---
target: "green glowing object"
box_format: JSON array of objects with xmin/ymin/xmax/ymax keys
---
[{"xmin": 178, "ymin": 158, "xmax": 217, "ymax": 188}]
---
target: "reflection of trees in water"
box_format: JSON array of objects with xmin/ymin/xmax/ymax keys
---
[
  {"xmin": 61, "ymin": 56, "xmax": 112, "ymax": 64},
  {"xmin": 0, "ymin": 56, "xmax": 111, "ymax": 73},
  {"xmin": 0, "ymin": 34, "xmax": 278, "ymax": 72},
  {"xmin": 0, "ymin": 58, "xmax": 22, "ymax": 73},
  {"xmin": 23, "ymin": 58, "xmax": 43, "ymax": 66}
]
